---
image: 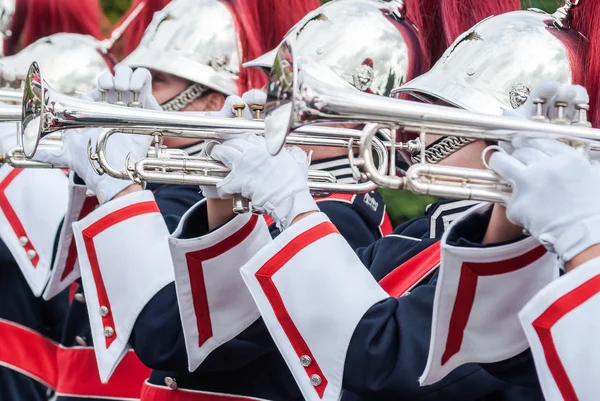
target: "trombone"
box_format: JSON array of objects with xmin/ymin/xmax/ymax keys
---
[
  {"xmin": 21, "ymin": 62, "xmax": 391, "ymax": 197},
  {"xmin": 263, "ymin": 40, "xmax": 600, "ymax": 204}
]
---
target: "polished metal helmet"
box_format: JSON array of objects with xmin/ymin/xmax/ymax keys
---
[
  {"xmin": 0, "ymin": 0, "xmax": 15, "ymax": 55},
  {"xmin": 393, "ymin": 4, "xmax": 587, "ymax": 115},
  {"xmin": 123, "ymin": 0, "xmax": 241, "ymax": 97},
  {"xmin": 244, "ymin": 0, "xmax": 424, "ymax": 97},
  {"xmin": 0, "ymin": 32, "xmax": 111, "ymax": 94}
]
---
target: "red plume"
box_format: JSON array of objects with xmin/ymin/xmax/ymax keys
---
[
  {"xmin": 573, "ymin": 1, "xmax": 600, "ymax": 127},
  {"xmin": 440, "ymin": 0, "xmax": 520, "ymax": 44},
  {"xmin": 405, "ymin": 0, "xmax": 446, "ymax": 65},
  {"xmin": 222, "ymin": 0, "xmax": 320, "ymax": 93},
  {"xmin": 5, "ymin": 0, "xmax": 103, "ymax": 56},
  {"xmin": 121, "ymin": 0, "xmax": 171, "ymax": 58}
]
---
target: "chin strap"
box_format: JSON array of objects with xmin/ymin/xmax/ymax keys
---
[
  {"xmin": 161, "ymin": 83, "xmax": 208, "ymax": 112},
  {"xmin": 411, "ymin": 136, "xmax": 475, "ymax": 164}
]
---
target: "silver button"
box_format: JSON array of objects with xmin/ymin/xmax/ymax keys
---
[
  {"xmin": 300, "ymin": 355, "xmax": 312, "ymax": 367},
  {"xmin": 26, "ymin": 249, "xmax": 36, "ymax": 260},
  {"xmin": 19, "ymin": 236, "xmax": 28, "ymax": 246},
  {"xmin": 310, "ymin": 374, "xmax": 322, "ymax": 386},
  {"xmin": 99, "ymin": 306, "xmax": 110, "ymax": 317},
  {"xmin": 73, "ymin": 293, "xmax": 86, "ymax": 303},
  {"xmin": 75, "ymin": 336, "xmax": 87, "ymax": 346},
  {"xmin": 103, "ymin": 326, "xmax": 115, "ymax": 338},
  {"xmin": 164, "ymin": 377, "xmax": 178, "ymax": 390}
]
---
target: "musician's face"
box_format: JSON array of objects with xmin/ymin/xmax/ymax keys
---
[{"xmin": 149, "ymin": 70, "xmax": 226, "ymax": 112}]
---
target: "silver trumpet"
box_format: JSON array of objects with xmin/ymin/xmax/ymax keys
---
[
  {"xmin": 21, "ymin": 62, "xmax": 390, "ymax": 198},
  {"xmin": 0, "ymin": 88, "xmax": 23, "ymax": 105},
  {"xmin": 263, "ymin": 40, "xmax": 600, "ymax": 204}
]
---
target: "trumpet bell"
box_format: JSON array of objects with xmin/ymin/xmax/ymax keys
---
[
  {"xmin": 21, "ymin": 62, "xmax": 45, "ymax": 158},
  {"xmin": 264, "ymin": 40, "xmax": 296, "ymax": 156}
]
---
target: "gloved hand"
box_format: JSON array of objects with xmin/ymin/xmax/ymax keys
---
[
  {"xmin": 34, "ymin": 128, "xmax": 152, "ymax": 204},
  {"xmin": 210, "ymin": 134, "xmax": 318, "ymax": 229},
  {"xmin": 198, "ymin": 90, "xmax": 266, "ymax": 199},
  {"xmin": 83, "ymin": 64, "xmax": 161, "ymax": 111},
  {"xmin": 500, "ymin": 82, "xmax": 590, "ymax": 153},
  {"xmin": 489, "ymin": 137, "xmax": 600, "ymax": 261}
]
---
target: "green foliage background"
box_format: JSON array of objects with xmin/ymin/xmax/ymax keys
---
[{"xmin": 99, "ymin": 0, "xmax": 561, "ymax": 224}]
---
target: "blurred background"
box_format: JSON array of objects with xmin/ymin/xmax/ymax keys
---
[{"xmin": 99, "ymin": 0, "xmax": 562, "ymax": 225}]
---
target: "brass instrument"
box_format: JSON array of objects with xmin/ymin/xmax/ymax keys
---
[
  {"xmin": 0, "ymin": 88, "xmax": 23, "ymax": 105},
  {"xmin": 263, "ymin": 40, "xmax": 600, "ymax": 204},
  {"xmin": 21, "ymin": 62, "xmax": 391, "ymax": 198}
]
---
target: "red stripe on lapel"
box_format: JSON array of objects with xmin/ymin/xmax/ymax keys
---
[
  {"xmin": 379, "ymin": 242, "xmax": 441, "ymax": 298},
  {"xmin": 0, "ymin": 169, "xmax": 40, "ymax": 267}
]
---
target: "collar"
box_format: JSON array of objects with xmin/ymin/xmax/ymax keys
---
[
  {"xmin": 310, "ymin": 154, "xmax": 356, "ymax": 184},
  {"xmin": 425, "ymin": 199, "xmax": 482, "ymax": 239}
]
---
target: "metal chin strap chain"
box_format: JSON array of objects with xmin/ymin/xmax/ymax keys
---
[
  {"xmin": 411, "ymin": 136, "xmax": 475, "ymax": 164},
  {"xmin": 161, "ymin": 82, "xmax": 207, "ymax": 112}
]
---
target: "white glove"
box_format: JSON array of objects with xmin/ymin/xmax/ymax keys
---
[
  {"xmin": 500, "ymin": 82, "xmax": 590, "ymax": 153},
  {"xmin": 83, "ymin": 64, "xmax": 161, "ymax": 111},
  {"xmin": 34, "ymin": 128, "xmax": 152, "ymax": 204},
  {"xmin": 489, "ymin": 137, "xmax": 600, "ymax": 261},
  {"xmin": 210, "ymin": 134, "xmax": 318, "ymax": 229},
  {"xmin": 199, "ymin": 90, "xmax": 267, "ymax": 199}
]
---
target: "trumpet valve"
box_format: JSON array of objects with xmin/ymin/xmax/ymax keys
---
[
  {"xmin": 99, "ymin": 88, "xmax": 108, "ymax": 103},
  {"xmin": 551, "ymin": 101, "xmax": 570, "ymax": 125},
  {"xmin": 114, "ymin": 90, "xmax": 126, "ymax": 107},
  {"xmin": 530, "ymin": 98, "xmax": 549, "ymax": 123},
  {"xmin": 233, "ymin": 102, "xmax": 247, "ymax": 118},
  {"xmin": 573, "ymin": 103, "xmax": 592, "ymax": 128},
  {"xmin": 128, "ymin": 91, "xmax": 143, "ymax": 108},
  {"xmin": 251, "ymin": 104, "xmax": 265, "ymax": 119}
]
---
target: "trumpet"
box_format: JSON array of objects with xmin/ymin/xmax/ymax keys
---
[
  {"xmin": 21, "ymin": 62, "xmax": 391, "ymax": 197},
  {"xmin": 263, "ymin": 40, "xmax": 600, "ymax": 204},
  {"xmin": 0, "ymin": 88, "xmax": 23, "ymax": 105}
]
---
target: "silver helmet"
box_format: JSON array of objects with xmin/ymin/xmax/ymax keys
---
[
  {"xmin": 244, "ymin": 0, "xmax": 425, "ymax": 97},
  {"xmin": 393, "ymin": 5, "xmax": 587, "ymax": 115},
  {"xmin": 0, "ymin": 32, "xmax": 111, "ymax": 94},
  {"xmin": 123, "ymin": 0, "xmax": 241, "ymax": 97}
]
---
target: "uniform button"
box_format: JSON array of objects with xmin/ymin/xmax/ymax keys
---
[
  {"xmin": 75, "ymin": 336, "xmax": 87, "ymax": 346},
  {"xmin": 300, "ymin": 355, "xmax": 312, "ymax": 367},
  {"xmin": 310, "ymin": 374, "xmax": 322, "ymax": 386},
  {"xmin": 26, "ymin": 249, "xmax": 36, "ymax": 260},
  {"xmin": 103, "ymin": 326, "xmax": 115, "ymax": 338},
  {"xmin": 19, "ymin": 236, "xmax": 29, "ymax": 246},
  {"xmin": 164, "ymin": 377, "xmax": 178, "ymax": 390},
  {"xmin": 99, "ymin": 306, "xmax": 110, "ymax": 317},
  {"xmin": 73, "ymin": 293, "xmax": 86, "ymax": 303}
]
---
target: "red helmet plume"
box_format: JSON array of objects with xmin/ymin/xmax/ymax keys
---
[
  {"xmin": 5, "ymin": 0, "xmax": 103, "ymax": 56},
  {"xmin": 223, "ymin": 0, "xmax": 320, "ymax": 92},
  {"xmin": 405, "ymin": 0, "xmax": 445, "ymax": 66},
  {"xmin": 573, "ymin": 1, "xmax": 600, "ymax": 127}
]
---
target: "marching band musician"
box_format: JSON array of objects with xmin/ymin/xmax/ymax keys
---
[
  {"xmin": 0, "ymin": 12, "xmax": 112, "ymax": 401},
  {"xmin": 31, "ymin": 0, "xmax": 318, "ymax": 400},
  {"xmin": 171, "ymin": 3, "xmax": 600, "ymax": 401},
  {"xmin": 411, "ymin": 1, "xmax": 600, "ymax": 400}
]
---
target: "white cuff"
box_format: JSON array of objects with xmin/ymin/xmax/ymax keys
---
[
  {"xmin": 0, "ymin": 166, "xmax": 68, "ymax": 296},
  {"xmin": 72, "ymin": 190, "xmax": 174, "ymax": 383},
  {"xmin": 421, "ymin": 204, "xmax": 559, "ymax": 385},
  {"xmin": 268, "ymin": 190, "xmax": 318, "ymax": 230},
  {"xmin": 240, "ymin": 212, "xmax": 388, "ymax": 401},
  {"xmin": 170, "ymin": 201, "xmax": 271, "ymax": 372},
  {"xmin": 95, "ymin": 177, "xmax": 135, "ymax": 205},
  {"xmin": 554, "ymin": 215, "xmax": 600, "ymax": 262},
  {"xmin": 519, "ymin": 256, "xmax": 600, "ymax": 401},
  {"xmin": 43, "ymin": 174, "xmax": 97, "ymax": 300}
]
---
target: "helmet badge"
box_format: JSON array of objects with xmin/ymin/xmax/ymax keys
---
[{"xmin": 509, "ymin": 83, "xmax": 532, "ymax": 109}]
